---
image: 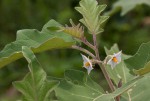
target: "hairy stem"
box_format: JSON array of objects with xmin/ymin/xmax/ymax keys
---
[
  {"xmin": 79, "ymin": 34, "xmax": 115, "ymax": 92},
  {"xmin": 92, "ymin": 34, "xmax": 115, "ymax": 92},
  {"xmin": 72, "ymin": 45, "xmax": 95, "ymax": 59},
  {"xmin": 93, "ymin": 34, "xmax": 100, "ymax": 59},
  {"xmin": 81, "ymin": 37, "xmax": 95, "ymax": 50},
  {"xmin": 98, "ymin": 60, "xmax": 115, "ymax": 92}
]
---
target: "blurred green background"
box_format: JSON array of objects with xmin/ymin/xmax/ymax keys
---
[{"xmin": 0, "ymin": 0, "xmax": 150, "ymax": 100}]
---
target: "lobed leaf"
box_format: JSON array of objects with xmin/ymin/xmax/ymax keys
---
[
  {"xmin": 13, "ymin": 46, "xmax": 59, "ymax": 101},
  {"xmin": 54, "ymin": 69, "xmax": 139, "ymax": 101},
  {"xmin": 54, "ymin": 69, "xmax": 105, "ymax": 101},
  {"xmin": 75, "ymin": 0, "xmax": 109, "ymax": 34},
  {"xmin": 112, "ymin": 0, "xmax": 150, "ymax": 16},
  {"xmin": 121, "ymin": 73, "xmax": 150, "ymax": 101},
  {"xmin": 94, "ymin": 76, "xmax": 139, "ymax": 101},
  {"xmin": 0, "ymin": 19, "xmax": 75, "ymax": 68},
  {"xmin": 125, "ymin": 41, "xmax": 150, "ymax": 75}
]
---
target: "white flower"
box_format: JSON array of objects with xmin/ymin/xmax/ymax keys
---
[
  {"xmin": 107, "ymin": 51, "xmax": 122, "ymax": 69},
  {"xmin": 81, "ymin": 54, "xmax": 93, "ymax": 75}
]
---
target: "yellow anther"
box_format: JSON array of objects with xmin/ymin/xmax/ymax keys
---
[
  {"xmin": 85, "ymin": 62, "xmax": 90, "ymax": 67},
  {"xmin": 112, "ymin": 57, "xmax": 118, "ymax": 63}
]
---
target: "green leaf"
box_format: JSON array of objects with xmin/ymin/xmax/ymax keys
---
[
  {"xmin": 104, "ymin": 44, "xmax": 133, "ymax": 85},
  {"xmin": 64, "ymin": 69, "xmax": 105, "ymax": 93},
  {"xmin": 121, "ymin": 73, "xmax": 150, "ymax": 101},
  {"xmin": 54, "ymin": 70, "xmax": 139, "ymax": 101},
  {"xmin": 13, "ymin": 46, "xmax": 59, "ymax": 101},
  {"xmin": 125, "ymin": 41, "xmax": 150, "ymax": 75},
  {"xmin": 75, "ymin": 0, "xmax": 109, "ymax": 34},
  {"xmin": 133, "ymin": 61, "xmax": 150, "ymax": 75},
  {"xmin": 54, "ymin": 69, "xmax": 105, "ymax": 101},
  {"xmin": 130, "ymin": 73, "xmax": 150, "ymax": 101},
  {"xmin": 94, "ymin": 76, "xmax": 139, "ymax": 101},
  {"xmin": 105, "ymin": 44, "xmax": 150, "ymax": 100},
  {"xmin": 0, "ymin": 19, "xmax": 75, "ymax": 68},
  {"xmin": 113, "ymin": 0, "xmax": 150, "ymax": 16}
]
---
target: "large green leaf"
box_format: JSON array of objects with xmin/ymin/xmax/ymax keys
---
[
  {"xmin": 104, "ymin": 44, "xmax": 133, "ymax": 86},
  {"xmin": 54, "ymin": 69, "xmax": 105, "ymax": 101},
  {"xmin": 13, "ymin": 46, "xmax": 59, "ymax": 101},
  {"xmin": 94, "ymin": 76, "xmax": 139, "ymax": 101},
  {"xmin": 121, "ymin": 73, "xmax": 150, "ymax": 101},
  {"xmin": 54, "ymin": 69, "xmax": 139, "ymax": 101},
  {"xmin": 112, "ymin": 0, "xmax": 150, "ymax": 16},
  {"xmin": 125, "ymin": 41, "xmax": 150, "ymax": 75},
  {"xmin": 129, "ymin": 73, "xmax": 150, "ymax": 101},
  {"xmin": 75, "ymin": 0, "xmax": 109, "ymax": 34},
  {"xmin": 0, "ymin": 19, "xmax": 75, "ymax": 68}
]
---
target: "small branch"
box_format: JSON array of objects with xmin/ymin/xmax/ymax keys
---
[
  {"xmin": 81, "ymin": 37, "xmax": 95, "ymax": 50},
  {"xmin": 71, "ymin": 45, "xmax": 95, "ymax": 59},
  {"xmin": 91, "ymin": 59, "xmax": 102, "ymax": 64}
]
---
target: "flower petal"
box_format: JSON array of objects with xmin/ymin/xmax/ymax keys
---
[
  {"xmin": 81, "ymin": 54, "xmax": 90, "ymax": 63},
  {"xmin": 111, "ymin": 62, "xmax": 117, "ymax": 69},
  {"xmin": 107, "ymin": 51, "xmax": 122, "ymax": 69},
  {"xmin": 81, "ymin": 54, "xmax": 93, "ymax": 74},
  {"xmin": 107, "ymin": 57, "xmax": 113, "ymax": 65},
  {"xmin": 115, "ymin": 51, "xmax": 122, "ymax": 63},
  {"xmin": 87, "ymin": 66, "xmax": 93, "ymax": 75}
]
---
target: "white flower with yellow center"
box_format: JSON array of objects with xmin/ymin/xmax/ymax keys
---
[
  {"xmin": 107, "ymin": 51, "xmax": 122, "ymax": 69},
  {"xmin": 81, "ymin": 54, "xmax": 93, "ymax": 75}
]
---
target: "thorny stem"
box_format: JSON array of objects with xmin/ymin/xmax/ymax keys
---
[{"xmin": 72, "ymin": 45, "xmax": 95, "ymax": 59}]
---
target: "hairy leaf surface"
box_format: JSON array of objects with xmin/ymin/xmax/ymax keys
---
[
  {"xmin": 75, "ymin": 0, "xmax": 109, "ymax": 34},
  {"xmin": 121, "ymin": 73, "xmax": 150, "ymax": 101},
  {"xmin": 0, "ymin": 19, "xmax": 75, "ymax": 68},
  {"xmin": 54, "ymin": 69, "xmax": 138, "ymax": 101},
  {"xmin": 55, "ymin": 70, "xmax": 104, "ymax": 101},
  {"xmin": 125, "ymin": 41, "xmax": 150, "ymax": 75},
  {"xmin": 13, "ymin": 46, "xmax": 59, "ymax": 101},
  {"xmin": 112, "ymin": 0, "xmax": 150, "ymax": 16}
]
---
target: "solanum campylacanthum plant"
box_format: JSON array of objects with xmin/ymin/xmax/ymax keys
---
[{"xmin": 1, "ymin": 0, "xmax": 150, "ymax": 101}]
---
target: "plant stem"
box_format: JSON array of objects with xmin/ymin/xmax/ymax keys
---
[
  {"xmin": 98, "ymin": 60, "xmax": 115, "ymax": 92},
  {"xmin": 71, "ymin": 45, "xmax": 95, "ymax": 59},
  {"xmin": 81, "ymin": 37, "xmax": 95, "ymax": 50},
  {"xmin": 116, "ymin": 95, "xmax": 121, "ymax": 101},
  {"xmin": 92, "ymin": 34, "xmax": 115, "ymax": 92},
  {"xmin": 79, "ymin": 34, "xmax": 115, "ymax": 92},
  {"xmin": 115, "ymin": 79, "xmax": 122, "ymax": 101},
  {"xmin": 93, "ymin": 34, "xmax": 100, "ymax": 59}
]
